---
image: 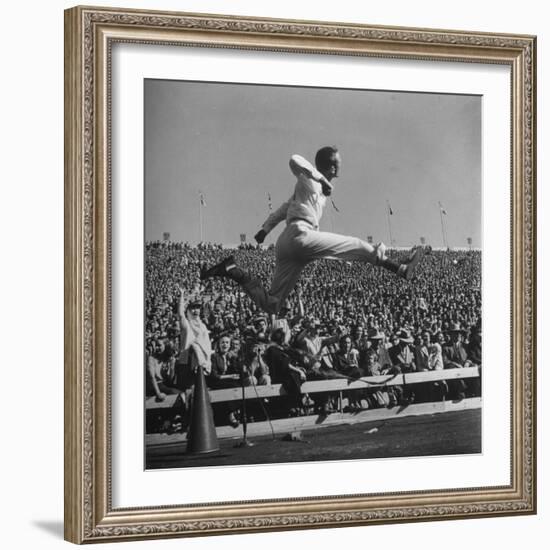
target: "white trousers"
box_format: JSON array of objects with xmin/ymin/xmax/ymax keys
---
[{"xmin": 243, "ymin": 221, "xmax": 381, "ymax": 314}]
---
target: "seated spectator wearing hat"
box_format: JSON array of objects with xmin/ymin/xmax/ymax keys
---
[
  {"xmin": 359, "ymin": 347, "xmax": 398, "ymax": 409},
  {"xmin": 389, "ymin": 329, "xmax": 416, "ymax": 373},
  {"xmin": 295, "ymin": 318, "xmax": 344, "ymax": 414},
  {"xmin": 442, "ymin": 322, "xmax": 470, "ymax": 399},
  {"xmin": 442, "ymin": 323, "xmax": 470, "ymax": 368},
  {"xmin": 388, "ymin": 328, "xmax": 417, "ymax": 403},
  {"xmin": 362, "ymin": 328, "xmax": 392, "ymax": 373},
  {"xmin": 295, "ymin": 317, "xmax": 339, "ymax": 372}
]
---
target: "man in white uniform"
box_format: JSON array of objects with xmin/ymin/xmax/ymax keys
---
[{"xmin": 201, "ymin": 146, "xmax": 425, "ymax": 315}]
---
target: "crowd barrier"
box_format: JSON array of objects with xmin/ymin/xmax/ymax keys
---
[
  {"xmin": 146, "ymin": 367, "xmax": 481, "ymax": 439},
  {"xmin": 206, "ymin": 366, "xmax": 479, "ymax": 403}
]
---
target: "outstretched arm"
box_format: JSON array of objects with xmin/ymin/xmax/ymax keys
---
[
  {"xmin": 321, "ymin": 334, "xmax": 339, "ymax": 348},
  {"xmin": 290, "ymin": 286, "xmax": 305, "ymax": 327},
  {"xmin": 177, "ymin": 287, "xmax": 192, "ymax": 353},
  {"xmin": 177, "ymin": 286, "xmax": 188, "ymax": 325},
  {"xmin": 256, "ymin": 199, "xmax": 290, "ymax": 242}
]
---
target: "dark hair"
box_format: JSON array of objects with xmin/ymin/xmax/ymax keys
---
[
  {"xmin": 271, "ymin": 328, "xmax": 286, "ymax": 344},
  {"xmin": 315, "ymin": 146, "xmax": 339, "ymax": 172},
  {"xmin": 339, "ymin": 334, "xmax": 352, "ymax": 347}
]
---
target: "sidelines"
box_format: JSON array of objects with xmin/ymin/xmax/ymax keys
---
[{"xmin": 146, "ymin": 397, "xmax": 482, "ymax": 446}]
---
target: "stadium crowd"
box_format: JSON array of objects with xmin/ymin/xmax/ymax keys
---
[{"xmin": 145, "ymin": 241, "xmax": 482, "ymax": 428}]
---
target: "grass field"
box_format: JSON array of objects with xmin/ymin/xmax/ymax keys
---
[{"xmin": 146, "ymin": 408, "xmax": 481, "ymax": 470}]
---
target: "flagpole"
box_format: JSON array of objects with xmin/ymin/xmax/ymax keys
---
[
  {"xmin": 199, "ymin": 192, "xmax": 204, "ymax": 242},
  {"xmin": 438, "ymin": 201, "xmax": 447, "ymax": 249},
  {"xmin": 386, "ymin": 200, "xmax": 394, "ymax": 248}
]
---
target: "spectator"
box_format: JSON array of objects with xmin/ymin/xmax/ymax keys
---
[
  {"xmin": 175, "ymin": 287, "xmax": 212, "ymax": 390},
  {"xmin": 208, "ymin": 336, "xmax": 239, "ymax": 387},
  {"xmin": 264, "ymin": 328, "xmax": 307, "ymax": 414},
  {"xmin": 442, "ymin": 323, "xmax": 470, "ymax": 399},
  {"xmin": 146, "ymin": 339, "xmax": 179, "ymax": 402},
  {"xmin": 240, "ymin": 339, "xmax": 271, "ymax": 386},
  {"xmin": 332, "ymin": 334, "xmax": 363, "ymax": 410},
  {"xmin": 389, "ymin": 329, "xmax": 416, "ymax": 373},
  {"xmin": 207, "ymin": 335, "xmax": 240, "ymax": 427},
  {"xmin": 251, "ymin": 314, "xmax": 270, "ymax": 342},
  {"xmin": 467, "ymin": 319, "xmax": 482, "ymax": 366},
  {"xmin": 271, "ymin": 287, "xmax": 305, "ymax": 344},
  {"xmin": 388, "ymin": 328, "xmax": 416, "ymax": 403},
  {"xmin": 365, "ymin": 328, "xmax": 392, "ymax": 372},
  {"xmin": 332, "ymin": 335, "xmax": 361, "ymax": 379}
]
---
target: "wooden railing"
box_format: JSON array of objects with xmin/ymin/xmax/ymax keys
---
[{"xmin": 146, "ymin": 366, "xmax": 480, "ymax": 409}]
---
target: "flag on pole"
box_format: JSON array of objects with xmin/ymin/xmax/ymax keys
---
[
  {"xmin": 199, "ymin": 192, "xmax": 207, "ymax": 207},
  {"xmin": 439, "ymin": 202, "xmax": 447, "ymax": 215},
  {"xmin": 388, "ymin": 202, "xmax": 393, "ymax": 215},
  {"xmin": 267, "ymin": 193, "xmax": 272, "ymax": 211}
]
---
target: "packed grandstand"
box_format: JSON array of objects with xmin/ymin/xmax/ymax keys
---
[{"xmin": 145, "ymin": 241, "xmax": 481, "ymax": 430}]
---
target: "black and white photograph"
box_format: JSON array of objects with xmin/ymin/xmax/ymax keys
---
[{"xmin": 144, "ymin": 78, "xmax": 482, "ymax": 470}]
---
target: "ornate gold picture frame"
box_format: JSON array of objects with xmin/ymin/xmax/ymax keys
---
[{"xmin": 64, "ymin": 5, "xmax": 536, "ymax": 544}]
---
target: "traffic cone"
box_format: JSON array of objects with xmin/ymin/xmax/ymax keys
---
[{"xmin": 186, "ymin": 366, "xmax": 219, "ymax": 454}]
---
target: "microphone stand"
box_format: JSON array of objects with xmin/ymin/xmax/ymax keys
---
[{"xmin": 234, "ymin": 365, "xmax": 254, "ymax": 448}]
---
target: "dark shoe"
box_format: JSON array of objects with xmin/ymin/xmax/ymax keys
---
[
  {"xmin": 398, "ymin": 246, "xmax": 425, "ymax": 280},
  {"xmin": 200, "ymin": 256, "xmax": 235, "ymax": 280}
]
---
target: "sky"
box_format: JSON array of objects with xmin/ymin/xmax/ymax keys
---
[{"xmin": 144, "ymin": 79, "xmax": 481, "ymax": 248}]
